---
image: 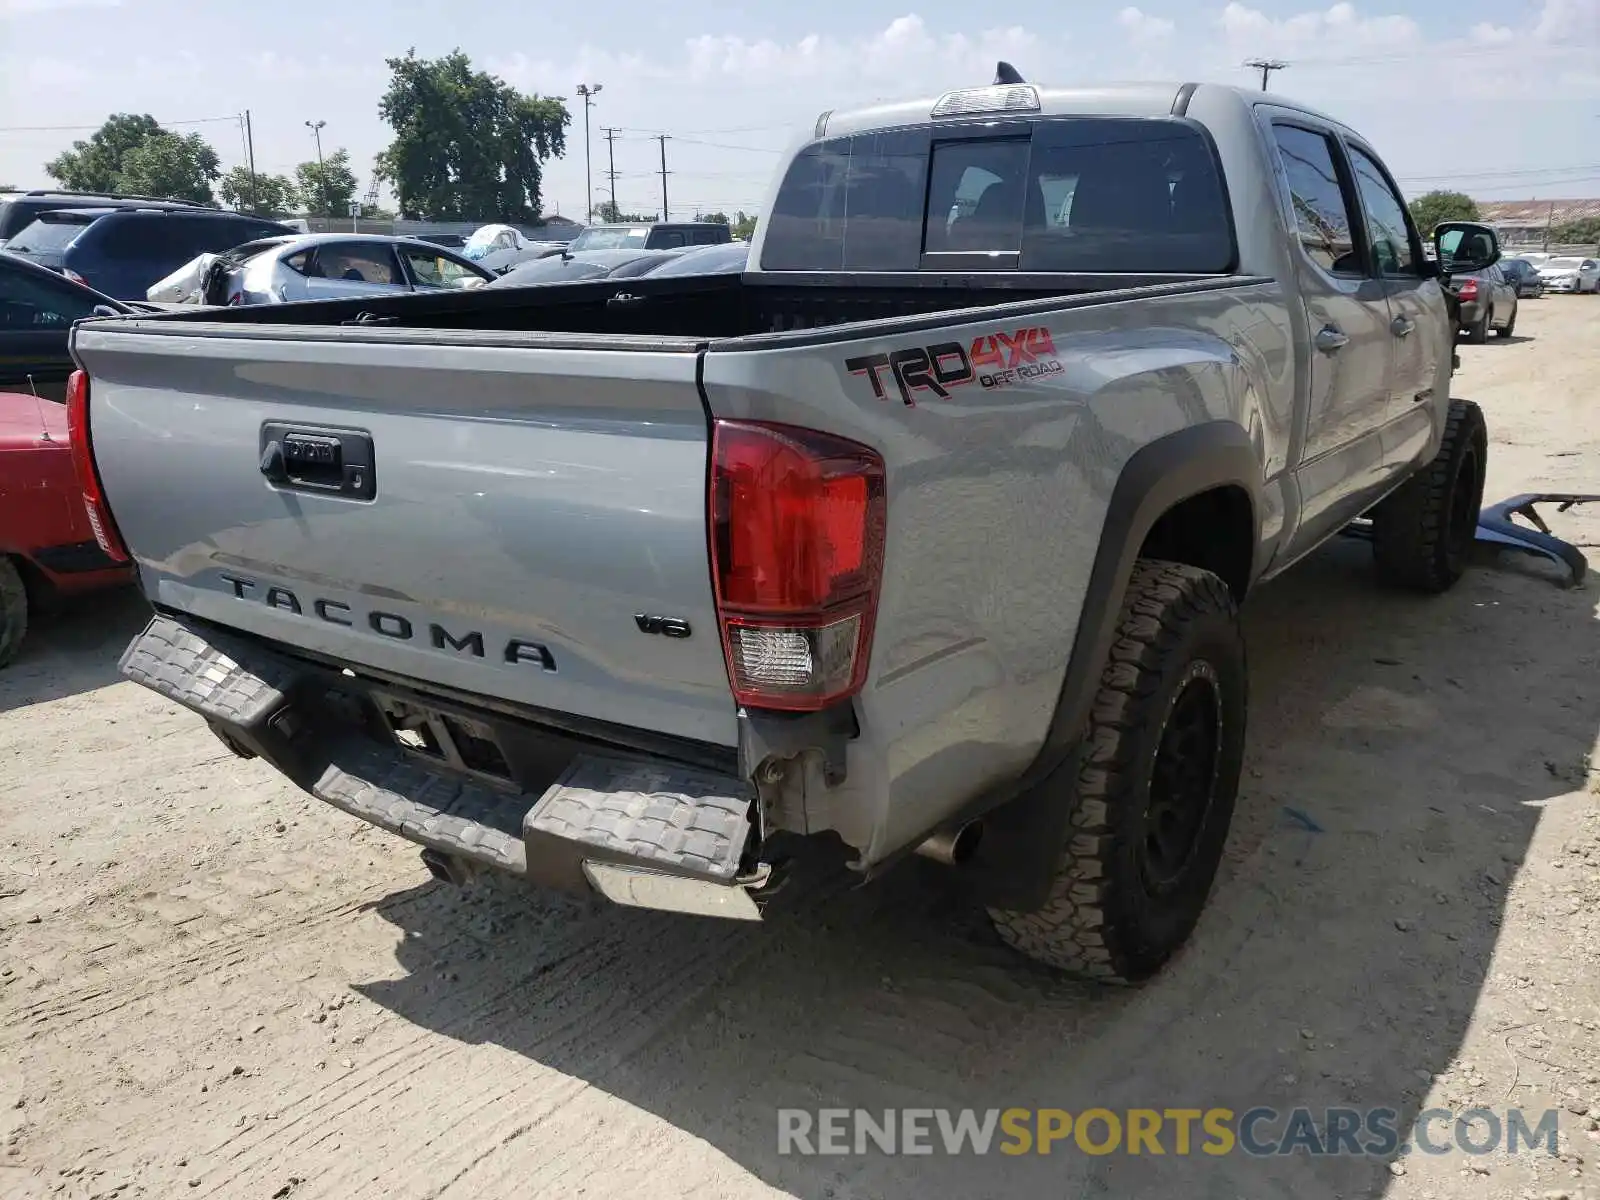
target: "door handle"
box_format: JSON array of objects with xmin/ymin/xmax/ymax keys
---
[
  {"xmin": 1391, "ymin": 316, "xmax": 1415, "ymax": 338},
  {"xmin": 1314, "ymin": 325, "xmax": 1349, "ymax": 353}
]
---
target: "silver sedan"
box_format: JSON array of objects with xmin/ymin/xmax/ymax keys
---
[{"xmin": 150, "ymin": 233, "xmax": 496, "ymax": 305}]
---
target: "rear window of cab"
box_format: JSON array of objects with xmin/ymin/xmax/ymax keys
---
[{"xmin": 760, "ymin": 116, "xmax": 1235, "ymax": 275}]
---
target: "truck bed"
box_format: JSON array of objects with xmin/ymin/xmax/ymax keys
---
[{"xmin": 128, "ymin": 270, "xmax": 1234, "ymax": 343}]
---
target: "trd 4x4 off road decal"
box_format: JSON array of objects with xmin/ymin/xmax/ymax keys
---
[{"xmin": 845, "ymin": 326, "xmax": 1063, "ymax": 406}]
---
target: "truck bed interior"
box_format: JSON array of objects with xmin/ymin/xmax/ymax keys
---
[{"xmin": 136, "ymin": 271, "xmax": 1237, "ymax": 342}]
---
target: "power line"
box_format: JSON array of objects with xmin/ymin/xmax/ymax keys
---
[
  {"xmin": 673, "ymin": 136, "xmax": 785, "ymax": 154},
  {"xmin": 1289, "ymin": 42, "xmax": 1587, "ymax": 68},
  {"xmin": 1396, "ymin": 163, "xmax": 1600, "ymax": 183},
  {"xmin": 0, "ymin": 115, "xmax": 239, "ymax": 134}
]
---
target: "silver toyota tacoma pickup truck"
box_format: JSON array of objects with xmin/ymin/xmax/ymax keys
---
[{"xmin": 68, "ymin": 71, "xmax": 1501, "ymax": 983}]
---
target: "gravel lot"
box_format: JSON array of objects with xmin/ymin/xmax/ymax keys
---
[{"xmin": 3, "ymin": 297, "xmax": 1599, "ymax": 1200}]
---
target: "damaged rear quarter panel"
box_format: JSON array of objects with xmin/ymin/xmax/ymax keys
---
[{"xmin": 702, "ymin": 280, "xmax": 1291, "ymax": 863}]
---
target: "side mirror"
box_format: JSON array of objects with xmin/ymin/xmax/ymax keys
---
[
  {"xmin": 91, "ymin": 304, "xmax": 121, "ymax": 318},
  {"xmin": 1434, "ymin": 221, "xmax": 1501, "ymax": 276}
]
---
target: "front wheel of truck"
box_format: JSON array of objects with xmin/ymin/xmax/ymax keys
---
[
  {"xmin": 1370, "ymin": 398, "xmax": 1487, "ymax": 595},
  {"xmin": 987, "ymin": 560, "xmax": 1246, "ymax": 984}
]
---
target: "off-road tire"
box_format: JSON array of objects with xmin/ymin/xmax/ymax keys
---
[
  {"xmin": 1370, "ymin": 398, "xmax": 1487, "ymax": 594},
  {"xmin": 987, "ymin": 560, "xmax": 1246, "ymax": 984},
  {"xmin": 1467, "ymin": 312, "xmax": 1489, "ymax": 344},
  {"xmin": 0, "ymin": 556, "xmax": 28, "ymax": 669}
]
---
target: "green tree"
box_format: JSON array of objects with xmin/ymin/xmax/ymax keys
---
[
  {"xmin": 219, "ymin": 167, "xmax": 300, "ymax": 217},
  {"xmin": 1551, "ymin": 216, "xmax": 1600, "ymax": 246},
  {"xmin": 114, "ymin": 132, "xmax": 220, "ymax": 205},
  {"xmin": 1407, "ymin": 190, "xmax": 1480, "ymax": 233},
  {"xmin": 731, "ymin": 210, "xmax": 757, "ymax": 240},
  {"xmin": 592, "ymin": 201, "xmax": 654, "ymax": 223},
  {"xmin": 697, "ymin": 210, "xmax": 730, "ymax": 225},
  {"xmin": 45, "ymin": 113, "xmax": 172, "ymax": 194},
  {"xmin": 296, "ymin": 148, "xmax": 359, "ymax": 217},
  {"xmin": 376, "ymin": 49, "xmax": 569, "ymax": 221}
]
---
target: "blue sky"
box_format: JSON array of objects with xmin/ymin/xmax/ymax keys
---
[{"xmin": 1, "ymin": 0, "xmax": 1595, "ymax": 218}]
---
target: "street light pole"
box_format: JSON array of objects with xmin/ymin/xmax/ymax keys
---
[
  {"xmin": 576, "ymin": 83, "xmax": 602, "ymax": 223},
  {"xmin": 304, "ymin": 119, "xmax": 327, "ymax": 220}
]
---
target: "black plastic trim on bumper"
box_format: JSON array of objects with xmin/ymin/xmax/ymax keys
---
[
  {"xmin": 119, "ymin": 614, "xmax": 757, "ymax": 896},
  {"xmin": 32, "ymin": 539, "xmax": 123, "ymax": 574}
]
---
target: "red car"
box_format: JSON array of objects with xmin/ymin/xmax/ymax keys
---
[{"xmin": 0, "ymin": 387, "xmax": 133, "ymax": 665}]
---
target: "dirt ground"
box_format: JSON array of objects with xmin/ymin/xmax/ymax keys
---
[{"xmin": 4, "ymin": 297, "xmax": 1600, "ymax": 1200}]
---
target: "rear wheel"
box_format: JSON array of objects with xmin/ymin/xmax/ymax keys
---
[
  {"xmin": 987, "ymin": 560, "xmax": 1246, "ymax": 984},
  {"xmin": 1467, "ymin": 312, "xmax": 1490, "ymax": 344},
  {"xmin": 0, "ymin": 557, "xmax": 29, "ymax": 669},
  {"xmin": 1371, "ymin": 399, "xmax": 1487, "ymax": 594},
  {"xmin": 1497, "ymin": 306, "xmax": 1516, "ymax": 338}
]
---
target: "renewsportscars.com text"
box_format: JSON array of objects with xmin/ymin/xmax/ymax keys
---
[{"xmin": 776, "ymin": 1107, "xmax": 1562, "ymax": 1158}]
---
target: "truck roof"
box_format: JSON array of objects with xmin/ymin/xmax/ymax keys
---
[{"xmin": 814, "ymin": 77, "xmax": 1350, "ymax": 141}]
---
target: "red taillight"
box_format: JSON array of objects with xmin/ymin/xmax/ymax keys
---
[
  {"xmin": 65, "ymin": 370, "xmax": 130, "ymax": 563},
  {"xmin": 710, "ymin": 420, "xmax": 886, "ymax": 711},
  {"xmin": 1456, "ymin": 278, "xmax": 1479, "ymax": 301},
  {"xmin": 63, "ymin": 268, "xmax": 90, "ymax": 287}
]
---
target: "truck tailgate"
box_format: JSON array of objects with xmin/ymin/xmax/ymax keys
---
[{"xmin": 74, "ymin": 323, "xmax": 737, "ymax": 747}]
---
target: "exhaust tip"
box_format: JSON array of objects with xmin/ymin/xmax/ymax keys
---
[{"xmin": 915, "ymin": 820, "xmax": 984, "ymax": 867}]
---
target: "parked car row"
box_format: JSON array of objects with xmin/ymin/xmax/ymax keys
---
[
  {"xmin": 1442, "ymin": 249, "xmax": 1598, "ymax": 344},
  {"xmin": 0, "ymin": 192, "xmax": 750, "ymax": 668},
  {"xmin": 1, "ymin": 190, "xmax": 295, "ymax": 300}
]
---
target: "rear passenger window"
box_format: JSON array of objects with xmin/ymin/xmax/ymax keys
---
[
  {"xmin": 760, "ymin": 130, "xmax": 929, "ymax": 271},
  {"xmin": 1270, "ymin": 125, "xmax": 1363, "ymax": 278},
  {"xmin": 313, "ymin": 244, "xmax": 397, "ymax": 285},
  {"xmin": 90, "ymin": 218, "xmax": 150, "ymax": 257},
  {"xmin": 1018, "ymin": 121, "xmax": 1233, "ymax": 273}
]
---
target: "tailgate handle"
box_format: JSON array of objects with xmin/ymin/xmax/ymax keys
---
[{"xmin": 259, "ymin": 423, "xmax": 377, "ymax": 501}]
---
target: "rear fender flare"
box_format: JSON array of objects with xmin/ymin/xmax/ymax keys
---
[{"xmin": 962, "ymin": 420, "xmax": 1262, "ymax": 910}]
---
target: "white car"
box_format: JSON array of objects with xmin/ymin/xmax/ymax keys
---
[
  {"xmin": 461, "ymin": 224, "xmax": 564, "ymax": 274},
  {"xmin": 147, "ymin": 233, "xmax": 495, "ymax": 305},
  {"xmin": 1538, "ymin": 256, "xmax": 1600, "ymax": 294}
]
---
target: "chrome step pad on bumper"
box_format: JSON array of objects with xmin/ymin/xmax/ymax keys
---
[{"xmin": 120, "ymin": 615, "xmax": 763, "ymax": 919}]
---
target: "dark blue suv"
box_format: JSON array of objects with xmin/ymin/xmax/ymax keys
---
[{"xmin": 3, "ymin": 207, "xmax": 293, "ymax": 300}]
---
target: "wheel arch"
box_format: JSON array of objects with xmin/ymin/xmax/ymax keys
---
[{"xmin": 960, "ymin": 420, "xmax": 1262, "ymax": 910}]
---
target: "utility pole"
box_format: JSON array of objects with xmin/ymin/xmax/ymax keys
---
[
  {"xmin": 656, "ymin": 134, "xmax": 670, "ymax": 222},
  {"xmin": 243, "ymin": 110, "xmax": 258, "ymax": 214},
  {"xmin": 305, "ymin": 119, "xmax": 327, "ymax": 219},
  {"xmin": 602, "ymin": 127, "xmax": 619, "ymax": 220},
  {"xmin": 1244, "ymin": 58, "xmax": 1288, "ymax": 91},
  {"xmin": 1543, "ymin": 199, "xmax": 1555, "ymax": 252},
  {"xmin": 576, "ymin": 83, "xmax": 602, "ymax": 222}
]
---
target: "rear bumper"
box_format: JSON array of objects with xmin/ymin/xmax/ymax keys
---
[
  {"xmin": 119, "ymin": 614, "xmax": 769, "ymax": 918},
  {"xmin": 26, "ymin": 539, "xmax": 134, "ymax": 594}
]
